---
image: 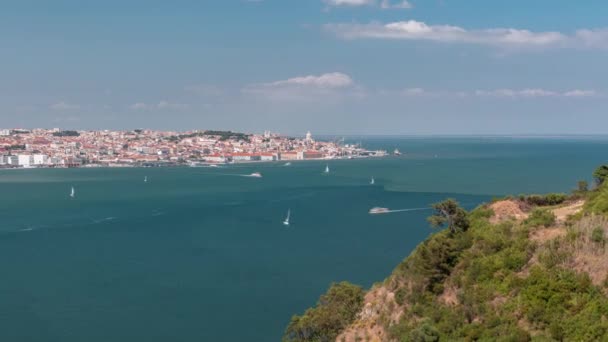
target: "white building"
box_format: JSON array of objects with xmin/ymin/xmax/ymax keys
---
[
  {"xmin": 32, "ymin": 154, "xmax": 49, "ymax": 165},
  {"xmin": 0, "ymin": 129, "xmax": 10, "ymax": 136},
  {"xmin": 17, "ymin": 155, "xmax": 33, "ymax": 167},
  {"xmin": 6, "ymin": 156, "xmax": 18, "ymax": 166},
  {"xmin": 260, "ymin": 153, "xmax": 276, "ymax": 161}
]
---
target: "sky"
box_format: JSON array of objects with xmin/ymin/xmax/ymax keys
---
[{"xmin": 1, "ymin": 0, "xmax": 608, "ymax": 135}]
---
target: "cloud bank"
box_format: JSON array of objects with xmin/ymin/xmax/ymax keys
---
[{"xmin": 326, "ymin": 20, "xmax": 608, "ymax": 49}]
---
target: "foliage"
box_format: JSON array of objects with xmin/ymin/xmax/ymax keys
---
[
  {"xmin": 524, "ymin": 209, "xmax": 556, "ymax": 228},
  {"xmin": 593, "ymin": 165, "xmax": 608, "ymax": 186},
  {"xmin": 584, "ymin": 181, "xmax": 608, "ymax": 215},
  {"xmin": 287, "ymin": 167, "xmax": 608, "ymax": 342},
  {"xmin": 427, "ymin": 199, "xmax": 470, "ymax": 234},
  {"xmin": 203, "ymin": 130, "xmax": 251, "ymax": 142},
  {"xmin": 283, "ymin": 282, "xmax": 364, "ymax": 342},
  {"xmin": 591, "ymin": 226, "xmax": 605, "ymax": 245},
  {"xmin": 52, "ymin": 130, "xmax": 80, "ymax": 137},
  {"xmin": 577, "ymin": 180, "xmax": 589, "ymax": 193},
  {"xmin": 519, "ymin": 193, "xmax": 567, "ymax": 206}
]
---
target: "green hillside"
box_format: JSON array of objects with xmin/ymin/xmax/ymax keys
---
[{"xmin": 284, "ymin": 166, "xmax": 608, "ymax": 342}]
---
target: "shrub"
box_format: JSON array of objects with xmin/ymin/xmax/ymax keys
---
[
  {"xmin": 524, "ymin": 209, "xmax": 556, "ymax": 228},
  {"xmin": 591, "ymin": 227, "xmax": 605, "ymax": 245},
  {"xmin": 521, "ymin": 193, "xmax": 567, "ymax": 206},
  {"xmin": 283, "ymin": 282, "xmax": 364, "ymax": 342}
]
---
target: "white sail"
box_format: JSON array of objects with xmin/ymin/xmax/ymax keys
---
[
  {"xmin": 144, "ymin": 176, "xmax": 148, "ymax": 183},
  {"xmin": 324, "ymin": 164, "xmax": 330, "ymax": 173},
  {"xmin": 283, "ymin": 209, "xmax": 291, "ymax": 226},
  {"xmin": 370, "ymin": 177, "xmax": 375, "ymax": 185},
  {"xmin": 70, "ymin": 186, "xmax": 75, "ymax": 198}
]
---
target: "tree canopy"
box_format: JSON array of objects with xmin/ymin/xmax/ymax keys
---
[
  {"xmin": 593, "ymin": 165, "xmax": 608, "ymax": 186},
  {"xmin": 427, "ymin": 199, "xmax": 470, "ymax": 234}
]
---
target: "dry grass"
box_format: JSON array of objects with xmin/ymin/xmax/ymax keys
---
[
  {"xmin": 337, "ymin": 284, "xmax": 401, "ymax": 342},
  {"xmin": 529, "ymin": 227, "xmax": 567, "ymax": 243},
  {"xmin": 567, "ymin": 215, "xmax": 608, "ymax": 285},
  {"xmin": 489, "ymin": 200, "xmax": 528, "ymax": 224},
  {"xmin": 534, "ymin": 215, "xmax": 608, "ymax": 285},
  {"xmin": 552, "ymin": 200, "xmax": 585, "ymax": 223}
]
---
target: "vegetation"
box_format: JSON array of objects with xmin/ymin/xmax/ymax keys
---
[
  {"xmin": 166, "ymin": 130, "xmax": 251, "ymax": 143},
  {"xmin": 518, "ymin": 193, "xmax": 567, "ymax": 206},
  {"xmin": 427, "ymin": 199, "xmax": 470, "ymax": 234},
  {"xmin": 594, "ymin": 165, "xmax": 608, "ymax": 186},
  {"xmin": 524, "ymin": 208, "xmax": 556, "ymax": 228},
  {"xmin": 52, "ymin": 130, "xmax": 80, "ymax": 137},
  {"xmin": 283, "ymin": 282, "xmax": 364, "ymax": 342},
  {"xmin": 285, "ymin": 167, "xmax": 608, "ymax": 341},
  {"xmin": 577, "ymin": 180, "xmax": 589, "ymax": 193},
  {"xmin": 203, "ymin": 130, "xmax": 251, "ymax": 142}
]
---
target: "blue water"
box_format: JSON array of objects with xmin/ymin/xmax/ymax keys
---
[{"xmin": 0, "ymin": 137, "xmax": 607, "ymax": 341}]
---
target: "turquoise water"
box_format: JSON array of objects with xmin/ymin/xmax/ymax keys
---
[{"xmin": 0, "ymin": 137, "xmax": 607, "ymax": 341}]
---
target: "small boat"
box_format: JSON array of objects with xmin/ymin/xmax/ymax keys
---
[
  {"xmin": 249, "ymin": 172, "xmax": 262, "ymax": 178},
  {"xmin": 324, "ymin": 164, "xmax": 330, "ymax": 173},
  {"xmin": 70, "ymin": 186, "xmax": 75, "ymax": 198},
  {"xmin": 144, "ymin": 176, "xmax": 148, "ymax": 183},
  {"xmin": 394, "ymin": 149, "xmax": 402, "ymax": 156},
  {"xmin": 283, "ymin": 209, "xmax": 291, "ymax": 226},
  {"xmin": 369, "ymin": 207, "xmax": 390, "ymax": 214},
  {"xmin": 283, "ymin": 162, "xmax": 292, "ymax": 166},
  {"xmin": 370, "ymin": 177, "xmax": 375, "ymax": 185}
]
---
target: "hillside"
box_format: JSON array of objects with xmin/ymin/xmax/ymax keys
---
[{"xmin": 284, "ymin": 167, "xmax": 608, "ymax": 342}]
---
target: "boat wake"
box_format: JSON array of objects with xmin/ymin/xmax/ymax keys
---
[
  {"xmin": 92, "ymin": 217, "xmax": 117, "ymax": 224},
  {"xmin": 370, "ymin": 207, "xmax": 431, "ymax": 215}
]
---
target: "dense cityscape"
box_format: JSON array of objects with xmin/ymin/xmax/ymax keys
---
[{"xmin": 0, "ymin": 128, "xmax": 389, "ymax": 168}]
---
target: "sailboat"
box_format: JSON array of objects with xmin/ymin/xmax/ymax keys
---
[
  {"xmin": 70, "ymin": 186, "xmax": 75, "ymax": 198},
  {"xmin": 324, "ymin": 164, "xmax": 330, "ymax": 173},
  {"xmin": 144, "ymin": 176, "xmax": 148, "ymax": 183},
  {"xmin": 283, "ymin": 209, "xmax": 291, "ymax": 226},
  {"xmin": 370, "ymin": 176, "xmax": 375, "ymax": 185}
]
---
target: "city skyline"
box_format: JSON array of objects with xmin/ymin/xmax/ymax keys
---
[{"xmin": 2, "ymin": 0, "xmax": 608, "ymax": 134}]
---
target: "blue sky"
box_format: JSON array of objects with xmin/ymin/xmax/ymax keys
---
[{"xmin": 2, "ymin": 0, "xmax": 608, "ymax": 134}]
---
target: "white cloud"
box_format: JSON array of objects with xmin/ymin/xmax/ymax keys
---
[
  {"xmin": 242, "ymin": 72, "xmax": 359, "ymax": 102},
  {"xmin": 324, "ymin": 0, "xmax": 374, "ymax": 7},
  {"xmin": 401, "ymin": 87, "xmax": 426, "ymax": 96},
  {"xmin": 130, "ymin": 102, "xmax": 149, "ymax": 110},
  {"xmin": 474, "ymin": 88, "xmax": 599, "ymax": 98},
  {"xmin": 563, "ymin": 89, "xmax": 597, "ymax": 97},
  {"xmin": 157, "ymin": 101, "xmax": 189, "ymax": 110},
  {"xmin": 50, "ymin": 101, "xmax": 80, "ymax": 110},
  {"xmin": 130, "ymin": 101, "xmax": 189, "ymax": 110},
  {"xmin": 266, "ymin": 72, "xmax": 354, "ymax": 88},
  {"xmin": 323, "ymin": 0, "xmax": 411, "ymax": 9},
  {"xmin": 380, "ymin": 0, "xmax": 412, "ymax": 9},
  {"xmin": 326, "ymin": 20, "xmax": 608, "ymax": 49}
]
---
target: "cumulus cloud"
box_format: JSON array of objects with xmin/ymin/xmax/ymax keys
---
[
  {"xmin": 474, "ymin": 88, "xmax": 599, "ymax": 98},
  {"xmin": 242, "ymin": 72, "xmax": 360, "ymax": 102},
  {"xmin": 130, "ymin": 101, "xmax": 189, "ymax": 110},
  {"xmin": 324, "ymin": 0, "xmax": 374, "ymax": 7},
  {"xmin": 380, "ymin": 0, "xmax": 412, "ymax": 9},
  {"xmin": 325, "ymin": 20, "xmax": 608, "ymax": 49},
  {"xmin": 323, "ymin": 0, "xmax": 411, "ymax": 9},
  {"xmin": 50, "ymin": 101, "xmax": 80, "ymax": 110},
  {"xmin": 563, "ymin": 89, "xmax": 598, "ymax": 97},
  {"xmin": 265, "ymin": 72, "xmax": 354, "ymax": 88}
]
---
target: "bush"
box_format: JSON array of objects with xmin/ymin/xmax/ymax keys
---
[
  {"xmin": 593, "ymin": 165, "xmax": 608, "ymax": 186},
  {"xmin": 409, "ymin": 322, "xmax": 440, "ymax": 342},
  {"xmin": 591, "ymin": 227, "xmax": 605, "ymax": 245},
  {"xmin": 283, "ymin": 282, "xmax": 364, "ymax": 342},
  {"xmin": 524, "ymin": 209, "xmax": 556, "ymax": 228},
  {"xmin": 521, "ymin": 193, "xmax": 567, "ymax": 206}
]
